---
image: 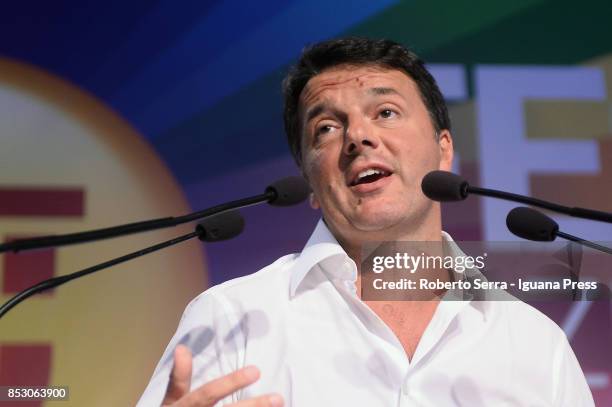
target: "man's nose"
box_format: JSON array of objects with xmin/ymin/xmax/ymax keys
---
[{"xmin": 342, "ymin": 118, "xmax": 380, "ymax": 156}]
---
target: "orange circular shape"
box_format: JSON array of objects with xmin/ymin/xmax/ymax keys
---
[{"xmin": 0, "ymin": 58, "xmax": 207, "ymax": 406}]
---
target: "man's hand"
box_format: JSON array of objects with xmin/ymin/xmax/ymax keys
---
[{"xmin": 162, "ymin": 345, "xmax": 284, "ymax": 407}]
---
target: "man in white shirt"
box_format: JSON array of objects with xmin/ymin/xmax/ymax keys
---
[{"xmin": 137, "ymin": 37, "xmax": 594, "ymax": 406}]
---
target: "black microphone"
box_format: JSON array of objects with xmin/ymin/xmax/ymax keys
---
[
  {"xmin": 421, "ymin": 170, "xmax": 468, "ymax": 201},
  {"xmin": 196, "ymin": 210, "xmax": 244, "ymax": 242},
  {"xmin": 505, "ymin": 207, "xmax": 558, "ymax": 242},
  {"xmin": 0, "ymin": 210, "xmax": 245, "ymax": 319},
  {"xmin": 421, "ymin": 170, "xmax": 612, "ymax": 224},
  {"xmin": 0, "ymin": 176, "xmax": 309, "ymax": 254},
  {"xmin": 506, "ymin": 207, "xmax": 612, "ymax": 255},
  {"xmin": 266, "ymin": 177, "xmax": 311, "ymax": 206}
]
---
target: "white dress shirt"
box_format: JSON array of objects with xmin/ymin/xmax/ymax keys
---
[{"xmin": 137, "ymin": 219, "xmax": 594, "ymax": 406}]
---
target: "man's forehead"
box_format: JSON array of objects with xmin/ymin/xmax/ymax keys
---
[{"xmin": 299, "ymin": 65, "xmax": 414, "ymax": 108}]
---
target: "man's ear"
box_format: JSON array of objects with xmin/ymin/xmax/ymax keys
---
[
  {"xmin": 309, "ymin": 192, "xmax": 320, "ymax": 209},
  {"xmin": 298, "ymin": 163, "xmax": 319, "ymax": 210},
  {"xmin": 437, "ymin": 129, "xmax": 454, "ymax": 172}
]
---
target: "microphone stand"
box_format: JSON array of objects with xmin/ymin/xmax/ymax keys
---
[
  {"xmin": 467, "ymin": 185, "xmax": 612, "ymax": 224},
  {"xmin": 0, "ymin": 193, "xmax": 265, "ymax": 254},
  {"xmin": 0, "ymin": 211, "xmax": 244, "ymax": 319},
  {"xmin": 422, "ymin": 171, "xmax": 612, "ymax": 224},
  {"xmin": 0, "ymin": 176, "xmax": 308, "ymax": 254},
  {"xmin": 555, "ymin": 231, "xmax": 612, "ymax": 255}
]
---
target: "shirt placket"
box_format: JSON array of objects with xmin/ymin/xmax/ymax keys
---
[{"xmin": 339, "ymin": 258, "xmax": 472, "ymax": 407}]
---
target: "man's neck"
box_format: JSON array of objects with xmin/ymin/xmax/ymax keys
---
[
  {"xmin": 334, "ymin": 222, "xmax": 443, "ymax": 267},
  {"xmin": 326, "ymin": 214, "xmax": 446, "ymax": 303}
]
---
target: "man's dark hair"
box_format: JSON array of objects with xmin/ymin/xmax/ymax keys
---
[{"xmin": 282, "ymin": 37, "xmax": 450, "ymax": 166}]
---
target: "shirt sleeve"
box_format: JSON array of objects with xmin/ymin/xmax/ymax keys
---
[
  {"xmin": 135, "ymin": 290, "xmax": 245, "ymax": 406},
  {"xmin": 552, "ymin": 333, "xmax": 595, "ymax": 406}
]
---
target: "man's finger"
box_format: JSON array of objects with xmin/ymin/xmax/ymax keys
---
[
  {"xmin": 183, "ymin": 365, "xmax": 260, "ymax": 405},
  {"xmin": 230, "ymin": 393, "xmax": 284, "ymax": 407},
  {"xmin": 162, "ymin": 345, "xmax": 193, "ymax": 405}
]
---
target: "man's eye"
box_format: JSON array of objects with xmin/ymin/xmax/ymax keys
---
[
  {"xmin": 379, "ymin": 109, "xmax": 397, "ymax": 119},
  {"xmin": 316, "ymin": 125, "xmax": 335, "ymax": 135}
]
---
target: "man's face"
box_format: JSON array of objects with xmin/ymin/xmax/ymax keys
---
[{"xmin": 298, "ymin": 64, "xmax": 453, "ymax": 241}]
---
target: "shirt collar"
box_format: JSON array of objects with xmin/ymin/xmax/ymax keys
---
[
  {"xmin": 289, "ymin": 219, "xmax": 349, "ymax": 297},
  {"xmin": 289, "ymin": 219, "xmax": 485, "ymax": 313}
]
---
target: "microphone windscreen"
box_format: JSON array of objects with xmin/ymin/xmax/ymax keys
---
[
  {"xmin": 506, "ymin": 207, "xmax": 558, "ymax": 242},
  {"xmin": 421, "ymin": 171, "xmax": 469, "ymax": 202},
  {"xmin": 197, "ymin": 210, "xmax": 245, "ymax": 242},
  {"xmin": 266, "ymin": 176, "xmax": 310, "ymax": 206}
]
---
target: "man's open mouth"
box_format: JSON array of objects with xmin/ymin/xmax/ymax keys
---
[{"xmin": 349, "ymin": 168, "xmax": 392, "ymax": 186}]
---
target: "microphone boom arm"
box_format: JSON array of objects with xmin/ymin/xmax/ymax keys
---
[
  {"xmin": 468, "ymin": 186, "xmax": 612, "ymax": 224},
  {"xmin": 0, "ymin": 190, "xmax": 279, "ymax": 253},
  {"xmin": 0, "ymin": 230, "xmax": 199, "ymax": 318}
]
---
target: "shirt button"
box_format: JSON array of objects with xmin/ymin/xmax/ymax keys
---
[
  {"xmin": 402, "ymin": 381, "xmax": 410, "ymax": 395},
  {"xmin": 344, "ymin": 281, "xmax": 357, "ymax": 294},
  {"xmin": 345, "ymin": 262, "xmax": 356, "ymax": 277}
]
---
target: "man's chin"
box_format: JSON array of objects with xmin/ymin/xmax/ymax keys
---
[{"xmin": 349, "ymin": 213, "xmax": 405, "ymax": 234}]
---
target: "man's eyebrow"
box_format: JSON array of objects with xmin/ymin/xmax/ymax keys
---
[
  {"xmin": 304, "ymin": 103, "xmax": 329, "ymax": 124},
  {"xmin": 303, "ymin": 87, "xmax": 401, "ymax": 123},
  {"xmin": 367, "ymin": 87, "xmax": 401, "ymax": 97}
]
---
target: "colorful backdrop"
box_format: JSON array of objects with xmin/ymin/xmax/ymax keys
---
[{"xmin": 0, "ymin": 1, "xmax": 611, "ymax": 405}]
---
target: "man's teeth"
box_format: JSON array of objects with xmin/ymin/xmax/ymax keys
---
[
  {"xmin": 351, "ymin": 168, "xmax": 391, "ymax": 185},
  {"xmin": 358, "ymin": 168, "xmax": 384, "ymax": 179}
]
